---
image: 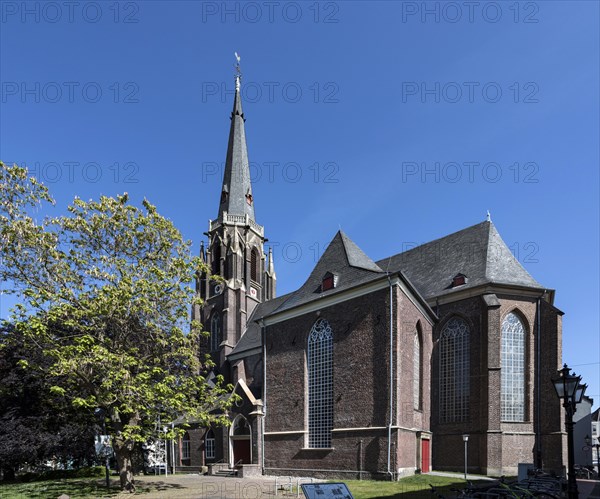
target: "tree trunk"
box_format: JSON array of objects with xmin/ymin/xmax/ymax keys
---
[{"xmin": 113, "ymin": 439, "xmax": 135, "ymax": 492}]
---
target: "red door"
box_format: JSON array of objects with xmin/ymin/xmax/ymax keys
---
[
  {"xmin": 421, "ymin": 439, "xmax": 430, "ymax": 473},
  {"xmin": 233, "ymin": 439, "xmax": 251, "ymax": 465}
]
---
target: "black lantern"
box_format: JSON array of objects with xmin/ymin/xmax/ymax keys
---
[{"xmin": 552, "ymin": 364, "xmax": 586, "ymax": 499}]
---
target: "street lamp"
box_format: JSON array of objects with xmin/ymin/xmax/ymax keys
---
[
  {"xmin": 462, "ymin": 435, "xmax": 469, "ymax": 481},
  {"xmin": 552, "ymin": 364, "xmax": 586, "ymax": 499}
]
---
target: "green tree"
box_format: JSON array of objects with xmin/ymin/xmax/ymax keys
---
[{"xmin": 0, "ymin": 162, "xmax": 233, "ymax": 491}]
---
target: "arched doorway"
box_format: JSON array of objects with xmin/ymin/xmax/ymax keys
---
[{"xmin": 229, "ymin": 415, "xmax": 251, "ymax": 466}]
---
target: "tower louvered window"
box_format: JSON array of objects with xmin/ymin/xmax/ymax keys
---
[
  {"xmin": 439, "ymin": 317, "xmax": 470, "ymax": 423},
  {"xmin": 212, "ymin": 243, "xmax": 221, "ymax": 276},
  {"xmin": 308, "ymin": 319, "xmax": 333, "ymax": 448},
  {"xmin": 501, "ymin": 312, "xmax": 526, "ymax": 422},
  {"xmin": 250, "ymin": 248, "xmax": 259, "ymax": 282},
  {"xmin": 210, "ymin": 314, "xmax": 221, "ymax": 352}
]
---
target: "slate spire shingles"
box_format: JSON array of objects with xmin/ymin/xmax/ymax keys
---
[{"xmin": 218, "ymin": 74, "xmax": 255, "ymax": 221}]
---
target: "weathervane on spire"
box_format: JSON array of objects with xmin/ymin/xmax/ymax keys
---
[
  {"xmin": 234, "ymin": 52, "xmax": 242, "ymax": 91},
  {"xmin": 486, "ymin": 210, "xmax": 492, "ymax": 222}
]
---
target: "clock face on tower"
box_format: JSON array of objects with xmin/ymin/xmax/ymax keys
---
[{"xmin": 250, "ymin": 287, "xmax": 257, "ymax": 298}]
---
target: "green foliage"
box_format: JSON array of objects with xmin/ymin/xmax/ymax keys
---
[{"xmin": 0, "ymin": 162, "xmax": 235, "ymax": 487}]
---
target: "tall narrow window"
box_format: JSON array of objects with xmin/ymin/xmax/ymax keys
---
[
  {"xmin": 501, "ymin": 312, "xmax": 526, "ymax": 422},
  {"xmin": 414, "ymin": 323, "xmax": 422, "ymax": 410},
  {"xmin": 205, "ymin": 430, "xmax": 215, "ymax": 460},
  {"xmin": 210, "ymin": 314, "xmax": 221, "ymax": 352},
  {"xmin": 212, "ymin": 243, "xmax": 221, "ymax": 275},
  {"xmin": 250, "ymin": 248, "xmax": 259, "ymax": 282},
  {"xmin": 181, "ymin": 431, "xmax": 191, "ymax": 461},
  {"xmin": 308, "ymin": 318, "xmax": 333, "ymax": 448},
  {"xmin": 439, "ymin": 317, "xmax": 470, "ymax": 423}
]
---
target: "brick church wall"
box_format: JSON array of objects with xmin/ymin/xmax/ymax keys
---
[{"xmin": 265, "ymin": 284, "xmax": 432, "ymax": 477}]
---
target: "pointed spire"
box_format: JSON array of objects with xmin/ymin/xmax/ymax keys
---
[
  {"xmin": 199, "ymin": 241, "xmax": 206, "ymax": 263},
  {"xmin": 267, "ymin": 247, "xmax": 275, "ymax": 276},
  {"xmin": 218, "ymin": 53, "xmax": 255, "ymax": 221}
]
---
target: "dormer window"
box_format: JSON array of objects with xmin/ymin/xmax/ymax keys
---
[
  {"xmin": 452, "ymin": 273, "xmax": 467, "ymax": 287},
  {"xmin": 321, "ymin": 272, "xmax": 337, "ymax": 292}
]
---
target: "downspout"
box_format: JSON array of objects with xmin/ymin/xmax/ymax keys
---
[
  {"xmin": 534, "ymin": 292, "xmax": 545, "ymax": 469},
  {"xmin": 260, "ymin": 318, "xmax": 266, "ymax": 475},
  {"xmin": 387, "ymin": 276, "xmax": 394, "ymax": 480}
]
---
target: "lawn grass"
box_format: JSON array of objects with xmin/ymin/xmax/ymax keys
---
[
  {"xmin": 0, "ymin": 478, "xmax": 120, "ymax": 499},
  {"xmin": 0, "ymin": 477, "xmax": 178, "ymax": 498},
  {"xmin": 341, "ymin": 474, "xmax": 484, "ymax": 499}
]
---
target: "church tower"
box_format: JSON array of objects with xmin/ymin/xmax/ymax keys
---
[{"xmin": 197, "ymin": 59, "xmax": 276, "ymax": 381}]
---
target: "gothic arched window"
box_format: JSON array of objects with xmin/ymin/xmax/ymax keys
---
[
  {"xmin": 501, "ymin": 312, "xmax": 526, "ymax": 422},
  {"xmin": 414, "ymin": 323, "xmax": 423, "ymax": 410},
  {"xmin": 439, "ymin": 316, "xmax": 470, "ymax": 423},
  {"xmin": 210, "ymin": 314, "xmax": 221, "ymax": 352},
  {"xmin": 308, "ymin": 318, "xmax": 333, "ymax": 448},
  {"xmin": 250, "ymin": 248, "xmax": 259, "ymax": 282}
]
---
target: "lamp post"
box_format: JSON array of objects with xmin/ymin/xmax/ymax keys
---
[
  {"xmin": 462, "ymin": 434, "xmax": 469, "ymax": 481},
  {"xmin": 552, "ymin": 364, "xmax": 587, "ymax": 499}
]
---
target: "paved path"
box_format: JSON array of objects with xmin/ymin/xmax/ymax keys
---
[{"xmin": 113, "ymin": 474, "xmax": 314, "ymax": 498}]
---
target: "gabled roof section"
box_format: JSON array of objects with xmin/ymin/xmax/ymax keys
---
[
  {"xmin": 272, "ymin": 231, "xmax": 384, "ymax": 313},
  {"xmin": 218, "ymin": 83, "xmax": 255, "ymax": 221},
  {"xmin": 376, "ymin": 221, "xmax": 544, "ymax": 300}
]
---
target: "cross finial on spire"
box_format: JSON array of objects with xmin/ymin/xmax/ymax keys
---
[
  {"xmin": 486, "ymin": 210, "xmax": 492, "ymax": 222},
  {"xmin": 234, "ymin": 52, "xmax": 242, "ymax": 92}
]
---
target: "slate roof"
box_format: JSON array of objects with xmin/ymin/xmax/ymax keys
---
[
  {"xmin": 271, "ymin": 231, "xmax": 385, "ymax": 314},
  {"xmin": 227, "ymin": 221, "xmax": 547, "ymax": 360},
  {"xmin": 376, "ymin": 221, "xmax": 544, "ymax": 300},
  {"xmin": 218, "ymin": 85, "xmax": 255, "ymax": 221}
]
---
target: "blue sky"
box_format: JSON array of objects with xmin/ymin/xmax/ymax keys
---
[{"xmin": 1, "ymin": 1, "xmax": 599, "ymax": 406}]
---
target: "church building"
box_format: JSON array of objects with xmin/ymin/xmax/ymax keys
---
[{"xmin": 177, "ymin": 67, "xmax": 566, "ymax": 478}]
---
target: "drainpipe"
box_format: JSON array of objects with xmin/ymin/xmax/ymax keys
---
[
  {"xmin": 534, "ymin": 292, "xmax": 545, "ymax": 469},
  {"xmin": 387, "ymin": 276, "xmax": 394, "ymax": 480},
  {"xmin": 260, "ymin": 318, "xmax": 266, "ymax": 475}
]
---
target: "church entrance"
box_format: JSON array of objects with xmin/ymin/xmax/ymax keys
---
[{"xmin": 229, "ymin": 415, "xmax": 252, "ymax": 465}]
